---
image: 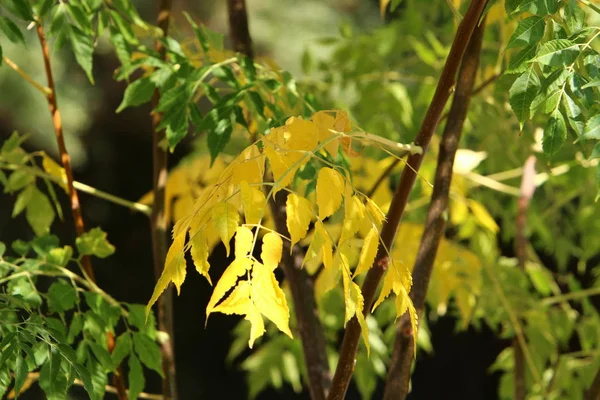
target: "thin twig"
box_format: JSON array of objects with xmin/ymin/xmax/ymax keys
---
[
  {"xmin": 2, "ymin": 56, "xmax": 51, "ymax": 96},
  {"xmin": 514, "ymin": 155, "xmax": 537, "ymax": 400},
  {"xmin": 541, "ymin": 287, "xmax": 600, "ymax": 306},
  {"xmin": 150, "ymin": 0, "xmax": 178, "ymax": 398},
  {"xmin": 0, "ymin": 162, "xmax": 151, "ymax": 215},
  {"xmin": 35, "ymin": 20, "xmax": 128, "ymax": 400},
  {"xmin": 382, "ymin": 17, "xmax": 486, "ymax": 399},
  {"xmin": 327, "ymin": 2, "xmax": 489, "ymax": 399}
]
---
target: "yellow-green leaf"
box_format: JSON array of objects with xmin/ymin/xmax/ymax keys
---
[
  {"xmin": 316, "ymin": 167, "xmax": 344, "ymax": 219},
  {"xmin": 339, "ymin": 194, "xmax": 365, "ymax": 245},
  {"xmin": 146, "ymin": 234, "xmax": 187, "ymax": 317},
  {"xmin": 261, "ymin": 232, "xmax": 282, "ymax": 270},
  {"xmin": 240, "ymin": 182, "xmax": 265, "ymax": 226},
  {"xmin": 355, "ymin": 228, "xmax": 379, "ymax": 277},
  {"xmin": 206, "ymin": 258, "xmax": 252, "ymax": 318},
  {"xmin": 468, "ymin": 199, "xmax": 499, "ymax": 233},
  {"xmin": 190, "ymin": 230, "xmax": 211, "ymax": 285},
  {"xmin": 251, "ymin": 261, "xmax": 293, "ymax": 338},
  {"xmin": 211, "ymin": 202, "xmax": 239, "ymax": 256},
  {"xmin": 286, "ymin": 193, "xmax": 313, "ymax": 249}
]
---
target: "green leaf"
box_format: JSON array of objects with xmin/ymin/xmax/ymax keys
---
[
  {"xmin": 590, "ymin": 142, "xmax": 600, "ymax": 160},
  {"xmin": 4, "ymin": 0, "xmax": 34, "ymax": 21},
  {"xmin": 0, "ymin": 242, "xmax": 5, "ymax": 257},
  {"xmin": 111, "ymin": 332, "xmax": 132, "ymax": 368},
  {"xmin": 0, "ymin": 16, "xmax": 25, "ymax": 44},
  {"xmin": 133, "ymin": 332, "xmax": 163, "ymax": 377},
  {"xmin": 239, "ymin": 54, "xmax": 256, "ymax": 82},
  {"xmin": 47, "ymin": 281, "xmax": 78, "ymax": 313},
  {"xmin": 507, "ymin": 45, "xmax": 538, "ymax": 74},
  {"xmin": 561, "ymin": 94, "xmax": 584, "ymax": 136},
  {"xmin": 69, "ymin": 25, "xmax": 95, "ymax": 84},
  {"xmin": 263, "ymin": 79, "xmax": 283, "ymax": 92},
  {"xmin": 582, "ymin": 115, "xmax": 600, "ymax": 140},
  {"xmin": 509, "ymin": 67, "xmax": 540, "ymax": 128},
  {"xmin": 76, "ymin": 227, "xmax": 115, "ymax": 258},
  {"xmin": 12, "ymin": 184, "xmax": 34, "ymax": 217},
  {"xmin": 47, "ymin": 246, "xmax": 74, "ymax": 267},
  {"xmin": 88, "ymin": 341, "xmax": 113, "ymax": 372},
  {"xmin": 57, "ymin": 344, "xmax": 95, "ymax": 400},
  {"xmin": 542, "ymin": 110, "xmax": 567, "ymax": 156},
  {"xmin": 35, "ymin": 0, "xmax": 55, "ymax": 17},
  {"xmin": 68, "ymin": 313, "xmax": 84, "ymax": 343},
  {"xmin": 26, "ymin": 188, "xmax": 55, "ymax": 236},
  {"xmin": 507, "ymin": 16, "xmax": 545, "ymax": 49},
  {"xmin": 127, "ymin": 304, "xmax": 156, "ymax": 337},
  {"xmin": 128, "ymin": 354, "xmax": 144, "ymax": 400},
  {"xmin": 66, "ymin": 3, "xmax": 93, "ymax": 35},
  {"xmin": 9, "ymin": 278, "xmax": 42, "ymax": 306},
  {"xmin": 530, "ymin": 68, "xmax": 569, "ymax": 115},
  {"xmin": 207, "ymin": 113, "xmax": 233, "ymax": 164},
  {"xmin": 13, "ymin": 355, "xmax": 28, "ymax": 396},
  {"xmin": 581, "ymin": 78, "xmax": 600, "ymax": 89},
  {"xmin": 5, "ymin": 170, "xmax": 35, "ymax": 193},
  {"xmin": 532, "ymin": 39, "xmax": 579, "ymax": 67},
  {"xmin": 116, "ymin": 77, "xmax": 156, "ymax": 112}
]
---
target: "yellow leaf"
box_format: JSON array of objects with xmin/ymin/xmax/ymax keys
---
[
  {"xmin": 211, "ymin": 202, "xmax": 240, "ymax": 256},
  {"xmin": 206, "ymin": 257, "xmax": 252, "ymax": 318},
  {"xmin": 240, "ymin": 182, "xmax": 265, "ymax": 226},
  {"xmin": 235, "ymin": 226, "xmax": 254, "ymax": 259},
  {"xmin": 261, "ymin": 232, "xmax": 282, "ymax": 270},
  {"xmin": 365, "ymin": 197, "xmax": 386, "ymax": 226},
  {"xmin": 173, "ymin": 193, "xmax": 195, "ymax": 223},
  {"xmin": 232, "ymin": 145, "xmax": 265, "ymax": 184},
  {"xmin": 311, "ymin": 111, "xmax": 340, "ymax": 156},
  {"xmin": 354, "ymin": 228, "xmax": 379, "ymax": 277},
  {"xmin": 340, "ymin": 254, "xmax": 354, "ymax": 324},
  {"xmin": 251, "ymin": 261, "xmax": 293, "ymax": 338},
  {"xmin": 316, "ymin": 168, "xmax": 345, "ymax": 219},
  {"xmin": 284, "ymin": 116, "xmax": 319, "ymax": 151},
  {"xmin": 190, "ymin": 230, "xmax": 212, "ymax": 285},
  {"xmin": 264, "ymin": 143, "xmax": 299, "ymax": 190},
  {"xmin": 42, "ymin": 154, "xmax": 67, "ymax": 191},
  {"xmin": 212, "ymin": 280, "xmax": 250, "ymax": 315},
  {"xmin": 468, "ymin": 199, "xmax": 499, "ymax": 233},
  {"xmin": 315, "ymin": 249, "xmax": 340, "ymax": 299},
  {"xmin": 353, "ymin": 283, "xmax": 370, "ymax": 354},
  {"xmin": 146, "ymin": 234, "xmax": 187, "ymax": 317},
  {"xmin": 339, "ymin": 194, "xmax": 366, "ymax": 245},
  {"xmin": 286, "ymin": 193, "xmax": 313, "ymax": 249},
  {"xmin": 246, "ymin": 301, "xmax": 265, "ymax": 348},
  {"xmin": 303, "ymin": 220, "xmax": 331, "ymax": 274},
  {"xmin": 341, "ymin": 254, "xmax": 370, "ymax": 353}
]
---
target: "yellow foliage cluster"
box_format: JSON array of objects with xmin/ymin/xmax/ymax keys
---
[{"xmin": 146, "ymin": 110, "xmax": 419, "ymax": 350}]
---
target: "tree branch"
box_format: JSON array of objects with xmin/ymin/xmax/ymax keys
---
[
  {"xmin": 514, "ymin": 155, "xmax": 537, "ymax": 400},
  {"xmin": 224, "ymin": 1, "xmax": 330, "ymax": 397},
  {"xmin": 587, "ymin": 367, "xmax": 600, "ymax": 400},
  {"xmin": 150, "ymin": 0, "xmax": 178, "ymax": 398},
  {"xmin": 327, "ymin": 2, "xmax": 488, "ymax": 399},
  {"xmin": 383, "ymin": 16, "xmax": 486, "ymax": 400},
  {"xmin": 226, "ymin": 0, "xmax": 254, "ymax": 58},
  {"xmin": 35, "ymin": 20, "xmax": 128, "ymax": 400}
]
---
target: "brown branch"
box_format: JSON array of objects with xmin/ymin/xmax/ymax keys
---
[
  {"xmin": 225, "ymin": 1, "xmax": 330, "ymax": 398},
  {"xmin": 382, "ymin": 16, "xmax": 486, "ymax": 400},
  {"xmin": 587, "ymin": 367, "xmax": 600, "ymax": 400},
  {"xmin": 269, "ymin": 191, "xmax": 331, "ymax": 400},
  {"xmin": 227, "ymin": 0, "xmax": 254, "ymax": 58},
  {"xmin": 327, "ymin": 2, "xmax": 488, "ymax": 399},
  {"xmin": 514, "ymin": 155, "xmax": 537, "ymax": 400},
  {"xmin": 150, "ymin": 0, "xmax": 178, "ymax": 399},
  {"xmin": 35, "ymin": 21, "xmax": 128, "ymax": 400}
]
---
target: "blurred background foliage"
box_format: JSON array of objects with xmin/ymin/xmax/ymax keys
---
[{"xmin": 1, "ymin": 0, "xmax": 600, "ymax": 399}]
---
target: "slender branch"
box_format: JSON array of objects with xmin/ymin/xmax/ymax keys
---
[
  {"xmin": 35, "ymin": 20, "xmax": 128, "ymax": 399},
  {"xmin": 382, "ymin": 17, "xmax": 486, "ymax": 400},
  {"xmin": 227, "ymin": 0, "xmax": 254, "ymax": 58},
  {"xmin": 2, "ymin": 56, "xmax": 51, "ymax": 96},
  {"xmin": 327, "ymin": 3, "xmax": 488, "ymax": 399},
  {"xmin": 0, "ymin": 162, "xmax": 151, "ymax": 215},
  {"xmin": 541, "ymin": 287, "xmax": 600, "ymax": 306},
  {"xmin": 514, "ymin": 155, "xmax": 537, "ymax": 400},
  {"xmin": 225, "ymin": 2, "xmax": 330, "ymax": 398},
  {"xmin": 587, "ymin": 368, "xmax": 600, "ymax": 400},
  {"xmin": 150, "ymin": 0, "xmax": 178, "ymax": 398}
]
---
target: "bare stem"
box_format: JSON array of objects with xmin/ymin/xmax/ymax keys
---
[
  {"xmin": 150, "ymin": 0, "xmax": 178, "ymax": 398},
  {"xmin": 327, "ymin": 2, "xmax": 488, "ymax": 399},
  {"xmin": 382, "ymin": 17, "xmax": 486, "ymax": 400},
  {"xmin": 2, "ymin": 56, "xmax": 51, "ymax": 96},
  {"xmin": 35, "ymin": 20, "xmax": 127, "ymax": 399},
  {"xmin": 514, "ymin": 155, "xmax": 537, "ymax": 400}
]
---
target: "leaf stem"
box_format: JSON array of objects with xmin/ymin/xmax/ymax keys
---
[
  {"xmin": 0, "ymin": 162, "xmax": 151, "ymax": 215},
  {"xmin": 2, "ymin": 56, "xmax": 52, "ymax": 96},
  {"xmin": 541, "ymin": 287, "xmax": 600, "ymax": 306}
]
